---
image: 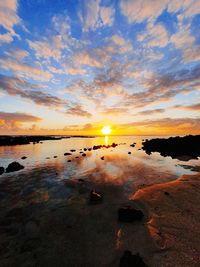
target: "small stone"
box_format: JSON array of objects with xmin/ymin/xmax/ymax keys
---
[
  {"xmin": 120, "ymin": 250, "xmax": 148, "ymax": 267},
  {"xmin": 128, "ymin": 152, "xmax": 131, "ymax": 154},
  {"xmin": 64, "ymin": 152, "xmax": 72, "ymax": 156},
  {"xmin": 67, "ymin": 160, "xmax": 71, "ymax": 162},
  {"xmin": 101, "ymin": 156, "xmax": 104, "ymax": 160},
  {"xmin": 164, "ymin": 191, "xmax": 170, "ymax": 196},
  {"xmin": 118, "ymin": 206, "xmax": 144, "ymax": 222},
  {"xmin": 54, "ymin": 156, "xmax": 57, "ymax": 158},
  {"xmin": 82, "ymin": 153, "xmax": 86, "ymax": 157},
  {"xmin": 70, "ymin": 149, "xmax": 76, "ymax": 152},
  {"xmin": 21, "ymin": 156, "xmax": 27, "ymax": 160},
  {"xmin": 75, "ymin": 156, "xmax": 79, "ymax": 158},
  {"xmin": 6, "ymin": 162, "xmax": 24, "ymax": 173},
  {"xmin": 90, "ymin": 190, "xmax": 102, "ymax": 203},
  {"xmin": 84, "ymin": 148, "xmax": 87, "ymax": 151},
  {"xmin": 78, "ymin": 178, "xmax": 85, "ymax": 182}
]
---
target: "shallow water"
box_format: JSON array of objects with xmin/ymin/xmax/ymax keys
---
[{"xmin": 0, "ymin": 136, "xmax": 199, "ymax": 266}]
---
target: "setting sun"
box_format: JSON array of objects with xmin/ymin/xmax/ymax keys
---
[{"xmin": 101, "ymin": 126, "xmax": 112, "ymax": 135}]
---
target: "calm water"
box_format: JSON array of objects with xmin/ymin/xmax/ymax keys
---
[{"xmin": 0, "ymin": 136, "xmax": 199, "ymax": 266}]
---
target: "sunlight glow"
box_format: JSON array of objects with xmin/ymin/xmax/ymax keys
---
[{"xmin": 102, "ymin": 126, "xmax": 112, "ymax": 135}]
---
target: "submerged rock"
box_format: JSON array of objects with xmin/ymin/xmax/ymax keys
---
[
  {"xmin": 90, "ymin": 190, "xmax": 103, "ymax": 203},
  {"xmin": 118, "ymin": 206, "xmax": 144, "ymax": 222},
  {"xmin": 0, "ymin": 167, "xmax": 5, "ymax": 175},
  {"xmin": 130, "ymin": 143, "xmax": 135, "ymax": 147},
  {"xmin": 101, "ymin": 156, "xmax": 104, "ymax": 160},
  {"xmin": 6, "ymin": 162, "xmax": 24, "ymax": 173},
  {"xmin": 120, "ymin": 251, "xmax": 148, "ymax": 267},
  {"xmin": 70, "ymin": 149, "xmax": 76, "ymax": 152},
  {"xmin": 128, "ymin": 152, "xmax": 131, "ymax": 155},
  {"xmin": 82, "ymin": 153, "xmax": 86, "ymax": 157},
  {"xmin": 21, "ymin": 156, "xmax": 27, "ymax": 160}
]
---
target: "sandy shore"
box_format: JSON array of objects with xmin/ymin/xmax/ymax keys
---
[{"xmin": 131, "ymin": 173, "xmax": 200, "ymax": 267}]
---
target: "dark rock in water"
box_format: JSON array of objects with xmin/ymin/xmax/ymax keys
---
[
  {"xmin": 142, "ymin": 135, "xmax": 200, "ymax": 160},
  {"xmin": 84, "ymin": 148, "xmax": 87, "ymax": 151},
  {"xmin": 118, "ymin": 206, "xmax": 144, "ymax": 222},
  {"xmin": 46, "ymin": 157, "xmax": 50, "ymax": 159},
  {"xmin": 78, "ymin": 178, "xmax": 85, "ymax": 182},
  {"xmin": 67, "ymin": 160, "xmax": 71, "ymax": 162},
  {"xmin": 80, "ymin": 151, "xmax": 83, "ymax": 154},
  {"xmin": 0, "ymin": 167, "xmax": 5, "ymax": 175},
  {"xmin": 21, "ymin": 156, "xmax": 27, "ymax": 160},
  {"xmin": 101, "ymin": 156, "xmax": 104, "ymax": 160},
  {"xmin": 70, "ymin": 149, "xmax": 76, "ymax": 152},
  {"xmin": 82, "ymin": 153, "xmax": 86, "ymax": 157},
  {"xmin": 6, "ymin": 162, "xmax": 24, "ymax": 173},
  {"xmin": 111, "ymin": 142, "xmax": 118, "ymax": 148},
  {"xmin": 130, "ymin": 143, "xmax": 135, "ymax": 147},
  {"xmin": 54, "ymin": 156, "xmax": 57, "ymax": 158},
  {"xmin": 128, "ymin": 152, "xmax": 131, "ymax": 154},
  {"xmin": 88, "ymin": 148, "xmax": 92, "ymax": 151},
  {"xmin": 75, "ymin": 156, "xmax": 79, "ymax": 158},
  {"xmin": 90, "ymin": 190, "xmax": 102, "ymax": 203},
  {"xmin": 120, "ymin": 251, "xmax": 148, "ymax": 267},
  {"xmin": 93, "ymin": 145, "xmax": 102, "ymax": 150},
  {"xmin": 164, "ymin": 191, "xmax": 170, "ymax": 196},
  {"xmin": 64, "ymin": 152, "xmax": 72, "ymax": 156}
]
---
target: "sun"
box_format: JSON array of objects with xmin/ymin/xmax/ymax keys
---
[{"xmin": 101, "ymin": 126, "xmax": 112, "ymax": 135}]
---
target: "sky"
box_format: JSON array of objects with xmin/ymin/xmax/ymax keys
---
[{"xmin": 0, "ymin": 0, "xmax": 200, "ymax": 136}]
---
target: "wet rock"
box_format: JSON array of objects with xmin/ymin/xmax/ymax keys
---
[
  {"xmin": 70, "ymin": 149, "xmax": 76, "ymax": 152},
  {"xmin": 93, "ymin": 145, "xmax": 102, "ymax": 150},
  {"xmin": 21, "ymin": 156, "xmax": 27, "ymax": 160},
  {"xmin": 0, "ymin": 167, "xmax": 5, "ymax": 175},
  {"xmin": 84, "ymin": 148, "xmax": 87, "ymax": 151},
  {"xmin": 78, "ymin": 178, "xmax": 85, "ymax": 182},
  {"xmin": 64, "ymin": 152, "xmax": 72, "ymax": 156},
  {"xmin": 80, "ymin": 151, "xmax": 83, "ymax": 154},
  {"xmin": 164, "ymin": 191, "xmax": 170, "ymax": 196},
  {"xmin": 67, "ymin": 160, "xmax": 71, "ymax": 162},
  {"xmin": 75, "ymin": 156, "xmax": 79, "ymax": 158},
  {"xmin": 6, "ymin": 162, "xmax": 24, "ymax": 173},
  {"xmin": 111, "ymin": 142, "xmax": 118, "ymax": 148},
  {"xmin": 118, "ymin": 206, "xmax": 144, "ymax": 222},
  {"xmin": 88, "ymin": 148, "xmax": 92, "ymax": 151},
  {"xmin": 128, "ymin": 152, "xmax": 131, "ymax": 154},
  {"xmin": 101, "ymin": 156, "xmax": 104, "ymax": 160},
  {"xmin": 82, "ymin": 153, "xmax": 86, "ymax": 157},
  {"xmin": 130, "ymin": 143, "xmax": 135, "ymax": 147},
  {"xmin": 90, "ymin": 190, "xmax": 103, "ymax": 203},
  {"xmin": 120, "ymin": 250, "xmax": 148, "ymax": 267},
  {"xmin": 46, "ymin": 157, "xmax": 50, "ymax": 159},
  {"xmin": 54, "ymin": 156, "xmax": 57, "ymax": 158}
]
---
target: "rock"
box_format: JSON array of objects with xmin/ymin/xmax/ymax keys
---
[
  {"xmin": 84, "ymin": 148, "xmax": 87, "ymax": 151},
  {"xmin": 64, "ymin": 152, "xmax": 72, "ymax": 156},
  {"xmin": 75, "ymin": 156, "xmax": 79, "ymax": 158},
  {"xmin": 0, "ymin": 167, "xmax": 5, "ymax": 175},
  {"xmin": 70, "ymin": 149, "xmax": 76, "ymax": 152},
  {"xmin": 46, "ymin": 157, "xmax": 50, "ymax": 159},
  {"xmin": 21, "ymin": 156, "xmax": 27, "ymax": 160},
  {"xmin": 130, "ymin": 143, "xmax": 135, "ymax": 147},
  {"xmin": 54, "ymin": 156, "xmax": 57, "ymax": 158},
  {"xmin": 78, "ymin": 178, "xmax": 85, "ymax": 182},
  {"xmin": 90, "ymin": 190, "xmax": 103, "ymax": 203},
  {"xmin": 88, "ymin": 148, "xmax": 92, "ymax": 151},
  {"xmin": 93, "ymin": 145, "xmax": 102, "ymax": 150},
  {"xmin": 120, "ymin": 250, "xmax": 148, "ymax": 267},
  {"xmin": 101, "ymin": 156, "xmax": 104, "ymax": 160},
  {"xmin": 67, "ymin": 160, "xmax": 71, "ymax": 162},
  {"xmin": 128, "ymin": 152, "xmax": 131, "ymax": 154},
  {"xmin": 82, "ymin": 153, "xmax": 86, "ymax": 157},
  {"xmin": 164, "ymin": 191, "xmax": 170, "ymax": 196},
  {"xmin": 6, "ymin": 162, "xmax": 24, "ymax": 173},
  {"xmin": 118, "ymin": 206, "xmax": 144, "ymax": 222},
  {"xmin": 111, "ymin": 142, "xmax": 118, "ymax": 148},
  {"xmin": 80, "ymin": 151, "xmax": 83, "ymax": 154}
]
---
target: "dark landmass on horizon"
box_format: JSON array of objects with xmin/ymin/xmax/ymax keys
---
[{"xmin": 142, "ymin": 135, "xmax": 200, "ymax": 160}]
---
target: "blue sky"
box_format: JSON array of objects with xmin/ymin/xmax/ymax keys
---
[{"xmin": 0, "ymin": 0, "xmax": 200, "ymax": 135}]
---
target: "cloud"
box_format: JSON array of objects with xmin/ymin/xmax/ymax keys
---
[
  {"xmin": 174, "ymin": 103, "xmax": 200, "ymax": 111},
  {"xmin": 138, "ymin": 22, "xmax": 169, "ymax": 48},
  {"xmin": 138, "ymin": 108, "xmax": 165, "ymax": 115},
  {"xmin": 0, "ymin": 57, "xmax": 52, "ymax": 81},
  {"xmin": 66, "ymin": 104, "xmax": 92, "ymax": 118},
  {"xmin": 110, "ymin": 34, "xmax": 133, "ymax": 53},
  {"xmin": 73, "ymin": 51, "xmax": 102, "ymax": 68},
  {"xmin": 101, "ymin": 107, "xmax": 128, "ymax": 116},
  {"xmin": 0, "ymin": 0, "xmax": 20, "ymax": 43},
  {"xmin": 80, "ymin": 0, "xmax": 115, "ymax": 31},
  {"xmin": 0, "ymin": 74, "xmax": 65, "ymax": 107},
  {"xmin": 0, "ymin": 111, "xmax": 41, "ymax": 131}
]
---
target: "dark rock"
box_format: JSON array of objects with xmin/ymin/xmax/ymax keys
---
[
  {"xmin": 84, "ymin": 148, "xmax": 87, "ymax": 151},
  {"xmin": 78, "ymin": 178, "xmax": 85, "ymax": 182},
  {"xmin": 67, "ymin": 160, "xmax": 71, "ymax": 162},
  {"xmin": 120, "ymin": 251, "xmax": 148, "ymax": 267},
  {"xmin": 80, "ymin": 151, "xmax": 83, "ymax": 154},
  {"xmin": 46, "ymin": 157, "xmax": 50, "ymax": 159},
  {"xmin": 93, "ymin": 145, "xmax": 102, "ymax": 150},
  {"xmin": 118, "ymin": 206, "xmax": 144, "ymax": 222},
  {"xmin": 64, "ymin": 152, "xmax": 72, "ymax": 156},
  {"xmin": 6, "ymin": 162, "xmax": 24, "ymax": 173},
  {"xmin": 101, "ymin": 156, "xmax": 104, "ymax": 160},
  {"xmin": 128, "ymin": 152, "xmax": 131, "ymax": 154},
  {"xmin": 130, "ymin": 143, "xmax": 135, "ymax": 147},
  {"xmin": 111, "ymin": 142, "xmax": 118, "ymax": 148},
  {"xmin": 21, "ymin": 156, "xmax": 27, "ymax": 160},
  {"xmin": 70, "ymin": 149, "xmax": 76, "ymax": 152},
  {"xmin": 82, "ymin": 153, "xmax": 86, "ymax": 157},
  {"xmin": 0, "ymin": 167, "xmax": 5, "ymax": 175},
  {"xmin": 75, "ymin": 156, "xmax": 79, "ymax": 158},
  {"xmin": 90, "ymin": 190, "xmax": 102, "ymax": 203},
  {"xmin": 164, "ymin": 191, "xmax": 170, "ymax": 196},
  {"xmin": 54, "ymin": 156, "xmax": 57, "ymax": 158},
  {"xmin": 88, "ymin": 148, "xmax": 92, "ymax": 151},
  {"xmin": 142, "ymin": 135, "xmax": 200, "ymax": 160}
]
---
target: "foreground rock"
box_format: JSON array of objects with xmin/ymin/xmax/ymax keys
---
[
  {"xmin": 142, "ymin": 135, "xmax": 200, "ymax": 160},
  {"xmin": 21, "ymin": 156, "xmax": 27, "ymax": 160},
  {"xmin": 90, "ymin": 190, "xmax": 103, "ymax": 203},
  {"xmin": 120, "ymin": 251, "xmax": 148, "ymax": 267},
  {"xmin": 0, "ymin": 167, "xmax": 5, "ymax": 175},
  {"xmin": 118, "ymin": 206, "xmax": 144, "ymax": 222},
  {"xmin": 6, "ymin": 162, "xmax": 24, "ymax": 173}
]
